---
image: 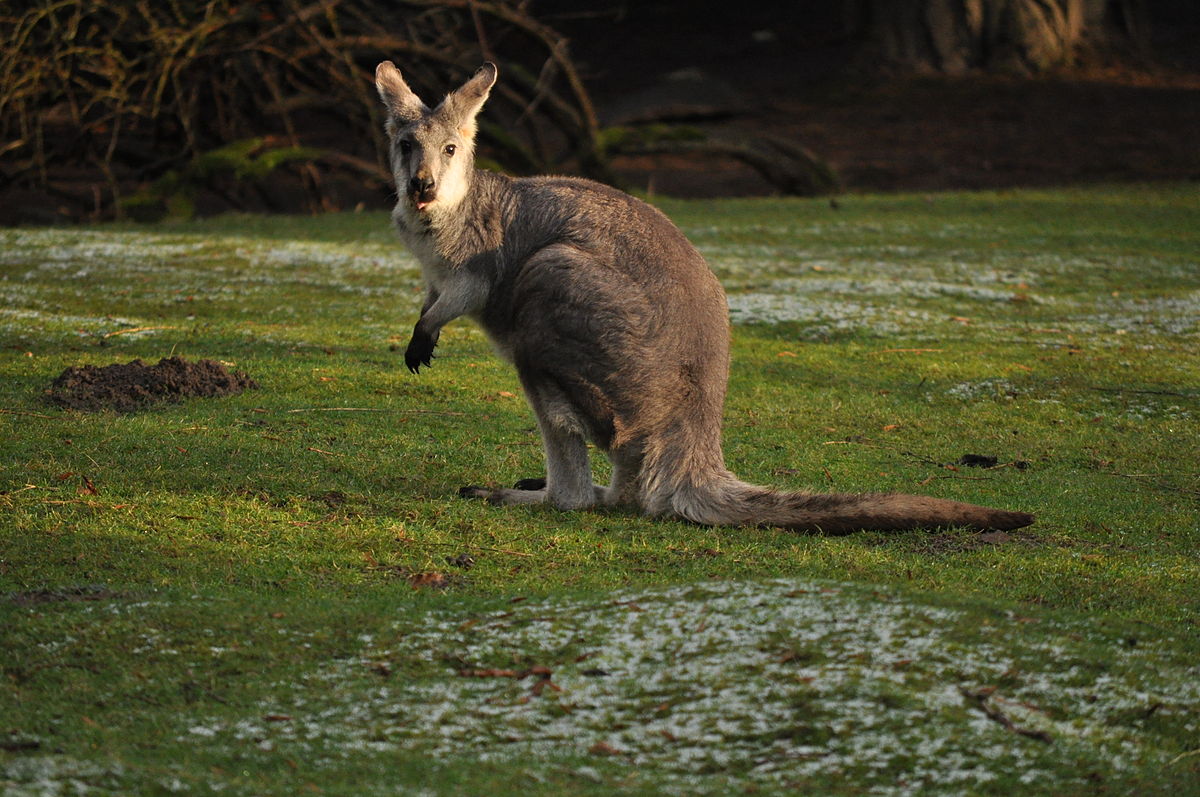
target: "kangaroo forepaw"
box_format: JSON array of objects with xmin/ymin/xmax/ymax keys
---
[
  {"xmin": 512, "ymin": 477, "xmax": 547, "ymax": 491},
  {"xmin": 405, "ymin": 328, "xmax": 438, "ymax": 374}
]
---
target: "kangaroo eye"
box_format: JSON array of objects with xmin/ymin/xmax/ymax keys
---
[
  {"xmin": 443, "ymin": 144, "xmax": 456, "ymax": 157},
  {"xmin": 398, "ymin": 140, "xmax": 412, "ymax": 155}
]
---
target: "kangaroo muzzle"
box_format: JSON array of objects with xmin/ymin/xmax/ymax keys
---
[{"xmin": 409, "ymin": 176, "xmax": 436, "ymax": 210}]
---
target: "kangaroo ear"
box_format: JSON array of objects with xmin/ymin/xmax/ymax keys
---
[
  {"xmin": 438, "ymin": 62, "xmax": 498, "ymax": 138},
  {"xmin": 375, "ymin": 61, "xmax": 428, "ymax": 133}
]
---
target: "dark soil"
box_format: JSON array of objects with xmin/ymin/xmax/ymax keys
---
[
  {"xmin": 6, "ymin": 584, "xmax": 124, "ymax": 606},
  {"xmin": 605, "ymin": 75, "xmax": 1200, "ymax": 197},
  {"xmin": 45, "ymin": 356, "xmax": 258, "ymax": 413},
  {"xmin": 551, "ymin": 1, "xmax": 1200, "ymax": 198}
]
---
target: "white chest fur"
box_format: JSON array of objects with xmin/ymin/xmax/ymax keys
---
[{"xmin": 392, "ymin": 209, "xmax": 448, "ymax": 280}]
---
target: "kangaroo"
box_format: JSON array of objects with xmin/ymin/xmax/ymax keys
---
[{"xmin": 374, "ymin": 61, "xmax": 1034, "ymax": 534}]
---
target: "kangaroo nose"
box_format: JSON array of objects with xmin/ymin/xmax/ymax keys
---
[{"xmin": 409, "ymin": 176, "xmax": 435, "ymax": 195}]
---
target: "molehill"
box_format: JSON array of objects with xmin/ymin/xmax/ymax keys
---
[{"xmin": 45, "ymin": 356, "xmax": 258, "ymax": 412}]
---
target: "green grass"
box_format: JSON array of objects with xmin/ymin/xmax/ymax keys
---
[{"xmin": 2, "ymin": 185, "xmax": 1198, "ymax": 794}]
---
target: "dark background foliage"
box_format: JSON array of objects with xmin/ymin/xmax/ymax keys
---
[{"xmin": 1, "ymin": 0, "xmax": 1197, "ymax": 223}]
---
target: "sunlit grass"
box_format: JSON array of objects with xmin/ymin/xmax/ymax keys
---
[{"xmin": 2, "ymin": 185, "xmax": 1198, "ymax": 793}]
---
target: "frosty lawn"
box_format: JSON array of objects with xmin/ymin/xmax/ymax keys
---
[
  {"xmin": 2, "ymin": 185, "xmax": 1198, "ymax": 794},
  {"xmin": 185, "ymin": 580, "xmax": 1199, "ymax": 795}
]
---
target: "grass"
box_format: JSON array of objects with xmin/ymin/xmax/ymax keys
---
[{"xmin": 2, "ymin": 185, "xmax": 1198, "ymax": 794}]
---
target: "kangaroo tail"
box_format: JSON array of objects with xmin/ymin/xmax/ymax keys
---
[{"xmin": 665, "ymin": 473, "xmax": 1034, "ymax": 534}]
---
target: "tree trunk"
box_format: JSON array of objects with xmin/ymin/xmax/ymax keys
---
[{"xmin": 850, "ymin": 0, "xmax": 1149, "ymax": 75}]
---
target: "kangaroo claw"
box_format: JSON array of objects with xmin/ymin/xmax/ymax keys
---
[{"xmin": 404, "ymin": 327, "xmax": 438, "ymax": 373}]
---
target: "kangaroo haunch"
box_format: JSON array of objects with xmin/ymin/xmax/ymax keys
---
[{"xmin": 374, "ymin": 61, "xmax": 1034, "ymax": 534}]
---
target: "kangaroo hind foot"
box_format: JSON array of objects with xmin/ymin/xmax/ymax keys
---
[
  {"xmin": 459, "ymin": 481, "xmax": 547, "ymax": 505},
  {"xmin": 459, "ymin": 477, "xmax": 614, "ymax": 509}
]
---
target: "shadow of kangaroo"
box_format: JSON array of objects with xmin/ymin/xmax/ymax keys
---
[{"xmin": 375, "ymin": 61, "xmax": 1035, "ymax": 534}]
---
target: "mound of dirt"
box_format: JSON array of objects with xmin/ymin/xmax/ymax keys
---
[{"xmin": 45, "ymin": 356, "xmax": 258, "ymax": 412}]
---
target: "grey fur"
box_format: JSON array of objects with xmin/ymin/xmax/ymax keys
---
[{"xmin": 375, "ymin": 62, "xmax": 1034, "ymax": 533}]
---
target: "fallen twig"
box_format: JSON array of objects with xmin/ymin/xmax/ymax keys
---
[
  {"xmin": 1169, "ymin": 748, "xmax": 1200, "ymax": 765},
  {"xmin": 40, "ymin": 500, "xmax": 135, "ymax": 509},
  {"xmin": 1107, "ymin": 472, "xmax": 1200, "ymax": 497},
  {"xmin": 960, "ymin": 687, "xmax": 1052, "ymax": 744},
  {"xmin": 458, "ymin": 664, "xmax": 560, "ymax": 695},
  {"xmin": 102, "ymin": 325, "xmax": 177, "ymax": 338},
  {"xmin": 306, "ymin": 446, "xmax": 342, "ymax": 457},
  {"xmin": 900, "ymin": 449, "xmax": 942, "ymax": 466},
  {"xmin": 398, "ymin": 539, "xmax": 532, "ymax": 558},
  {"xmin": 923, "ymin": 474, "xmax": 993, "ymax": 481},
  {"xmin": 6, "ymin": 484, "xmax": 56, "ymax": 494},
  {"xmin": 0, "ymin": 409, "xmax": 59, "ymax": 419},
  {"xmin": 287, "ymin": 407, "xmax": 387, "ymax": 413},
  {"xmin": 285, "ymin": 407, "xmax": 466, "ymax": 415},
  {"xmin": 1089, "ymin": 386, "xmax": 1193, "ymax": 398}
]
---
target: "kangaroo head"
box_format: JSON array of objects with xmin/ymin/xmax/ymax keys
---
[{"xmin": 375, "ymin": 61, "xmax": 497, "ymax": 218}]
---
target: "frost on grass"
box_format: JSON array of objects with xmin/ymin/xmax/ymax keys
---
[
  {"xmin": 161, "ymin": 580, "xmax": 1199, "ymax": 795},
  {"xmin": 726, "ymin": 291, "xmax": 934, "ymax": 335},
  {"xmin": 1, "ymin": 757, "xmax": 126, "ymax": 797},
  {"xmin": 0, "ymin": 229, "xmax": 422, "ymax": 343},
  {"xmin": 701, "ymin": 234, "xmax": 1199, "ymax": 342},
  {"xmin": 3, "ymin": 227, "xmax": 1195, "ymax": 346},
  {"xmin": 943, "ymin": 379, "xmax": 1026, "ymax": 402}
]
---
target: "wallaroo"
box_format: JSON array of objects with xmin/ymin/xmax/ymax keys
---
[{"xmin": 374, "ymin": 60, "xmax": 1034, "ymax": 534}]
